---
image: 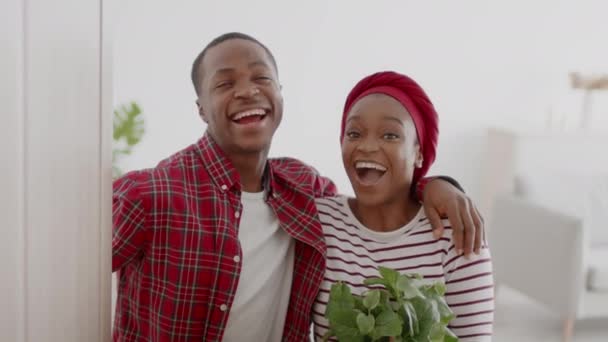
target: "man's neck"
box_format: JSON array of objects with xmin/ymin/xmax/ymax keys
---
[
  {"xmin": 349, "ymin": 197, "xmax": 421, "ymax": 233},
  {"xmin": 230, "ymin": 151, "xmax": 268, "ymax": 193}
]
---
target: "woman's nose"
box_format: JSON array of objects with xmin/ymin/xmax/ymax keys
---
[{"xmin": 356, "ymin": 136, "xmax": 379, "ymax": 153}]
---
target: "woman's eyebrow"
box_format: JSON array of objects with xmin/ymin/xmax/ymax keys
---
[{"xmin": 381, "ymin": 116, "xmax": 405, "ymax": 125}]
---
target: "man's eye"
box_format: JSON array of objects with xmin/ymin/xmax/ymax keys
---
[
  {"xmin": 216, "ymin": 81, "xmax": 232, "ymax": 89},
  {"xmin": 254, "ymin": 76, "xmax": 272, "ymax": 82}
]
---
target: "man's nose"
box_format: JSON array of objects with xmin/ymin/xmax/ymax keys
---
[{"xmin": 234, "ymin": 84, "xmax": 260, "ymax": 99}]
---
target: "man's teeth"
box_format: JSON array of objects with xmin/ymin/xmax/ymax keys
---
[
  {"xmin": 233, "ymin": 109, "xmax": 266, "ymax": 121},
  {"xmin": 355, "ymin": 161, "xmax": 387, "ymax": 171}
]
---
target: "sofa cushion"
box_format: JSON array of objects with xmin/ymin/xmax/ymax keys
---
[
  {"xmin": 588, "ymin": 248, "xmax": 608, "ymax": 292},
  {"xmin": 515, "ymin": 172, "xmax": 608, "ymax": 246},
  {"xmin": 587, "ymin": 175, "xmax": 608, "ymax": 246}
]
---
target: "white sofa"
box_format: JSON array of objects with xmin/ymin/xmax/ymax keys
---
[{"xmin": 481, "ymin": 127, "xmax": 608, "ymax": 341}]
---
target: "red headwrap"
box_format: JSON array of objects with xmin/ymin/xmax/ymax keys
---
[{"xmin": 341, "ymin": 71, "xmax": 439, "ymax": 187}]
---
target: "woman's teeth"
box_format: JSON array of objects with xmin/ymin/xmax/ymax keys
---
[
  {"xmin": 355, "ymin": 161, "xmax": 387, "ymax": 171},
  {"xmin": 354, "ymin": 161, "xmax": 387, "ymax": 185}
]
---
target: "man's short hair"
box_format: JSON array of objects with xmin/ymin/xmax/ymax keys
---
[{"xmin": 191, "ymin": 32, "xmax": 278, "ymax": 96}]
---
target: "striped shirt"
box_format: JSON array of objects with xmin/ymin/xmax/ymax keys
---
[{"xmin": 313, "ymin": 196, "xmax": 494, "ymax": 342}]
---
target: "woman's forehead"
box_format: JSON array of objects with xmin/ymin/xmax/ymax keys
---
[{"xmin": 348, "ymin": 94, "xmax": 412, "ymax": 122}]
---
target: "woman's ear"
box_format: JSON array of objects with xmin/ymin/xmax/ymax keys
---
[{"xmin": 415, "ymin": 145, "xmax": 423, "ymax": 168}]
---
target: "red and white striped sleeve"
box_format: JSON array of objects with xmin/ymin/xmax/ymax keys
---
[{"xmin": 443, "ymin": 244, "xmax": 494, "ymax": 341}]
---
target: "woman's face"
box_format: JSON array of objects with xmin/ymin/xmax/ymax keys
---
[{"xmin": 342, "ymin": 93, "xmax": 422, "ymax": 207}]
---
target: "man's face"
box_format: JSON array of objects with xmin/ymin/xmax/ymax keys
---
[{"xmin": 196, "ymin": 39, "xmax": 283, "ymax": 156}]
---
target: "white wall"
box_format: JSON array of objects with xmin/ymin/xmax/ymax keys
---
[
  {"xmin": 0, "ymin": 0, "xmax": 112, "ymax": 340},
  {"xmin": 114, "ymin": 0, "xmax": 608, "ymax": 200},
  {"xmin": 1, "ymin": 0, "xmax": 26, "ymax": 340}
]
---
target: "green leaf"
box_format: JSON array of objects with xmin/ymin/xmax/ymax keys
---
[
  {"xmin": 354, "ymin": 295, "xmax": 367, "ymax": 312},
  {"xmin": 420, "ymin": 283, "xmax": 455, "ymax": 324},
  {"xmin": 390, "ymin": 301, "xmax": 402, "ymax": 311},
  {"xmin": 363, "ymin": 290, "xmax": 381, "ymax": 310},
  {"xmin": 334, "ymin": 325, "xmax": 365, "ymax": 342},
  {"xmin": 113, "ymin": 102, "xmax": 144, "ymax": 144},
  {"xmin": 379, "ymin": 290, "xmax": 393, "ymax": 310},
  {"xmin": 330, "ymin": 308, "xmax": 358, "ymax": 326},
  {"xmin": 326, "ymin": 282, "xmax": 355, "ymax": 318},
  {"xmin": 443, "ymin": 326, "xmax": 459, "ymax": 342},
  {"xmin": 396, "ymin": 275, "xmax": 424, "ymax": 300},
  {"xmin": 363, "ymin": 277, "xmax": 391, "ymax": 288},
  {"xmin": 378, "ymin": 267, "xmax": 400, "ymax": 288},
  {"xmin": 433, "ymin": 282, "xmax": 446, "ymax": 297},
  {"xmin": 329, "ymin": 308, "xmax": 363, "ymax": 341},
  {"xmin": 356, "ymin": 312, "xmax": 375, "ymax": 335},
  {"xmin": 437, "ymin": 299, "xmax": 455, "ymax": 324},
  {"xmin": 371, "ymin": 292, "xmax": 392, "ymax": 318},
  {"xmin": 401, "ymin": 301, "xmax": 419, "ymax": 337},
  {"xmin": 428, "ymin": 323, "xmax": 446, "ymax": 342},
  {"xmin": 374, "ymin": 309, "xmax": 402, "ymax": 337},
  {"xmin": 113, "ymin": 101, "xmax": 145, "ymax": 178},
  {"xmin": 410, "ymin": 297, "xmax": 441, "ymax": 340},
  {"xmin": 326, "ymin": 283, "xmax": 366, "ymax": 341}
]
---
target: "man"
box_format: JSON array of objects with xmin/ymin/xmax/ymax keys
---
[{"xmin": 113, "ymin": 32, "xmax": 484, "ymax": 341}]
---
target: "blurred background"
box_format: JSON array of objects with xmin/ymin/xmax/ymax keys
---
[{"xmin": 114, "ymin": 0, "xmax": 608, "ymax": 200}]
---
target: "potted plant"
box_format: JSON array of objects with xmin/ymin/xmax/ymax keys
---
[
  {"xmin": 112, "ymin": 101, "xmax": 145, "ymax": 178},
  {"xmin": 324, "ymin": 267, "xmax": 458, "ymax": 342}
]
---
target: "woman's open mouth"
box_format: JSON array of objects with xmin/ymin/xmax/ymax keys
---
[{"xmin": 354, "ymin": 161, "xmax": 387, "ymax": 186}]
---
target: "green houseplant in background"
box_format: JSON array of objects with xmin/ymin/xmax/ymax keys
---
[
  {"xmin": 113, "ymin": 101, "xmax": 145, "ymax": 178},
  {"xmin": 324, "ymin": 267, "xmax": 458, "ymax": 342}
]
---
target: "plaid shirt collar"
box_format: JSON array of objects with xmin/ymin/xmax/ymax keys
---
[
  {"xmin": 194, "ymin": 131, "xmax": 327, "ymax": 253},
  {"xmin": 194, "ymin": 131, "xmax": 278, "ymax": 198},
  {"xmin": 194, "ymin": 132, "xmax": 240, "ymax": 192}
]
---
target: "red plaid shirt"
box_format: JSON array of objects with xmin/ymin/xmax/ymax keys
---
[
  {"xmin": 113, "ymin": 132, "xmax": 432, "ymax": 341},
  {"xmin": 113, "ymin": 132, "xmax": 337, "ymax": 341}
]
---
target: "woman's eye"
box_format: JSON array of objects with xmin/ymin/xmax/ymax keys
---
[
  {"xmin": 346, "ymin": 131, "xmax": 360, "ymax": 139},
  {"xmin": 383, "ymin": 133, "xmax": 399, "ymax": 140}
]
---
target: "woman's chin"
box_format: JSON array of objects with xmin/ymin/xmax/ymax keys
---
[{"xmin": 352, "ymin": 190, "xmax": 389, "ymax": 208}]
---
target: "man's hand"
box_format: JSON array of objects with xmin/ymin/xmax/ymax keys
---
[{"xmin": 422, "ymin": 178, "xmax": 484, "ymax": 256}]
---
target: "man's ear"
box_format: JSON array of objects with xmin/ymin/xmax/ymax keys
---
[{"xmin": 196, "ymin": 99, "xmax": 208, "ymax": 123}]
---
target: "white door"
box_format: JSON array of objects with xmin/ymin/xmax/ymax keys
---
[{"xmin": 0, "ymin": 0, "xmax": 112, "ymax": 340}]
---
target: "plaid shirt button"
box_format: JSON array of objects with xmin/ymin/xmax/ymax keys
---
[
  {"xmin": 234, "ymin": 211, "xmax": 240, "ymax": 218},
  {"xmin": 233, "ymin": 255, "xmax": 240, "ymax": 263},
  {"xmin": 220, "ymin": 304, "xmax": 228, "ymax": 312},
  {"xmin": 220, "ymin": 184, "xmax": 228, "ymax": 191}
]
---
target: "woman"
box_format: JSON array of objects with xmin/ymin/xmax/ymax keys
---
[{"xmin": 313, "ymin": 71, "xmax": 494, "ymax": 341}]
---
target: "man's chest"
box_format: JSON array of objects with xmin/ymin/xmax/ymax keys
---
[{"xmin": 141, "ymin": 183, "xmax": 326, "ymax": 279}]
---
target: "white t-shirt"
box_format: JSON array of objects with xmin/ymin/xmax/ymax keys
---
[
  {"xmin": 313, "ymin": 195, "xmax": 494, "ymax": 342},
  {"xmin": 222, "ymin": 191, "xmax": 295, "ymax": 342}
]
